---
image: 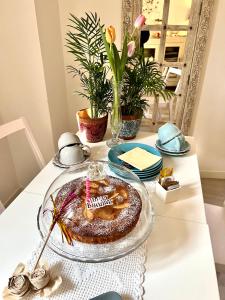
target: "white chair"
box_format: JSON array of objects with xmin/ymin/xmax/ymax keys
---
[
  {"xmin": 0, "ymin": 117, "xmax": 45, "ymax": 211},
  {"xmin": 152, "ymin": 67, "xmax": 182, "ymax": 124},
  {"xmin": 205, "ymin": 203, "xmax": 225, "ymax": 272}
]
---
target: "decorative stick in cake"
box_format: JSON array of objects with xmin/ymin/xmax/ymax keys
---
[{"xmin": 33, "ymin": 191, "xmax": 77, "ymax": 271}]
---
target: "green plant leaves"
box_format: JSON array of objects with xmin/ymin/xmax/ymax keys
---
[
  {"xmin": 121, "ymin": 54, "xmax": 174, "ymax": 115},
  {"xmin": 120, "ymin": 34, "xmax": 128, "ymax": 79},
  {"xmin": 66, "ymin": 12, "xmax": 112, "ymax": 118},
  {"xmin": 66, "ymin": 12, "xmax": 106, "ymax": 69},
  {"xmin": 66, "ymin": 12, "xmax": 173, "ymax": 118}
]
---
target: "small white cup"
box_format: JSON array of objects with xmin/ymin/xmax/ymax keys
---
[
  {"xmin": 58, "ymin": 132, "xmax": 80, "ymax": 150},
  {"xmin": 59, "ymin": 145, "xmax": 85, "ymax": 165}
]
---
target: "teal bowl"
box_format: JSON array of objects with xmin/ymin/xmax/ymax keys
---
[
  {"xmin": 163, "ymin": 135, "xmax": 186, "ymax": 152},
  {"xmin": 158, "ymin": 123, "xmax": 181, "ymax": 145}
]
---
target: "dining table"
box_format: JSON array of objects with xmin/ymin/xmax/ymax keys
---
[{"xmin": 0, "ymin": 131, "xmax": 220, "ymax": 299}]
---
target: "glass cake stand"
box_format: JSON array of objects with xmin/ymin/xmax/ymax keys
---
[{"xmin": 37, "ymin": 160, "xmax": 154, "ymax": 263}]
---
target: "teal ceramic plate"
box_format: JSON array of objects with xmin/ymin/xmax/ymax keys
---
[
  {"xmin": 132, "ymin": 164, "xmax": 163, "ymax": 176},
  {"xmin": 109, "ymin": 164, "xmax": 161, "ymax": 181},
  {"xmin": 108, "ymin": 143, "xmax": 162, "ymax": 171},
  {"xmin": 90, "ymin": 292, "xmax": 122, "ymax": 300},
  {"xmin": 139, "ymin": 173, "xmax": 160, "ymax": 181},
  {"xmin": 133, "ymin": 157, "xmax": 163, "ymax": 171},
  {"xmin": 127, "ymin": 163, "xmax": 163, "ymax": 176},
  {"xmin": 155, "ymin": 149, "xmax": 189, "ymax": 157},
  {"xmin": 117, "ymin": 162, "xmax": 162, "ymax": 178},
  {"xmin": 109, "ymin": 160, "xmax": 162, "ymax": 181},
  {"xmin": 137, "ymin": 164, "xmax": 163, "ymax": 177},
  {"xmin": 155, "ymin": 140, "xmax": 190, "ymax": 155}
]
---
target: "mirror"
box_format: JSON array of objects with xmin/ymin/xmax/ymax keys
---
[{"xmin": 122, "ymin": 0, "xmax": 214, "ymax": 134}]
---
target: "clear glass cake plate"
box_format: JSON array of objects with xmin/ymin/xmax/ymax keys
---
[{"xmin": 37, "ymin": 160, "xmax": 155, "ymax": 263}]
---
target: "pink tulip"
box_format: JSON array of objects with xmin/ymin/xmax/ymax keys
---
[
  {"xmin": 127, "ymin": 41, "xmax": 136, "ymax": 57},
  {"xmin": 134, "ymin": 14, "xmax": 146, "ymax": 29}
]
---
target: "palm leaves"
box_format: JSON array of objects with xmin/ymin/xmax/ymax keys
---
[
  {"xmin": 66, "ymin": 12, "xmax": 105, "ymax": 69},
  {"xmin": 66, "ymin": 12, "xmax": 112, "ymax": 118},
  {"xmin": 121, "ymin": 53, "xmax": 174, "ymax": 115}
]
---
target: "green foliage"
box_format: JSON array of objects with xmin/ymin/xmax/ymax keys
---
[
  {"xmin": 121, "ymin": 52, "xmax": 174, "ymax": 116},
  {"xmin": 66, "ymin": 12, "xmax": 112, "ymax": 118}
]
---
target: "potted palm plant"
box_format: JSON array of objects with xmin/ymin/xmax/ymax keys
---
[
  {"xmin": 66, "ymin": 12, "xmax": 112, "ymax": 142},
  {"xmin": 120, "ymin": 52, "xmax": 173, "ymax": 139}
]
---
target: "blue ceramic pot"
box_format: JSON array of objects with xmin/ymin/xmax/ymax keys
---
[{"xmin": 119, "ymin": 115, "xmax": 142, "ymax": 140}]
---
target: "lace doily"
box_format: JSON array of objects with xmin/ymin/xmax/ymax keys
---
[{"xmin": 26, "ymin": 242, "xmax": 146, "ymax": 300}]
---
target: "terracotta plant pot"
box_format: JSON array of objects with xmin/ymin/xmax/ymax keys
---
[
  {"xmin": 76, "ymin": 109, "xmax": 108, "ymax": 143},
  {"xmin": 119, "ymin": 113, "xmax": 142, "ymax": 140}
]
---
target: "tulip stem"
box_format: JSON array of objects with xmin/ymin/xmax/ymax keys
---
[
  {"xmin": 130, "ymin": 28, "xmax": 137, "ymax": 39},
  {"xmin": 111, "ymin": 80, "xmax": 122, "ymax": 139}
]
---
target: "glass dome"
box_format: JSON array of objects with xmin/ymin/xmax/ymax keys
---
[{"xmin": 37, "ymin": 160, "xmax": 154, "ymax": 262}]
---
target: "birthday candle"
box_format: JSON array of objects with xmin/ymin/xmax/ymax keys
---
[{"xmin": 86, "ymin": 177, "xmax": 91, "ymax": 204}]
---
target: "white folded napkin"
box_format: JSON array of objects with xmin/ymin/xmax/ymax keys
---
[{"xmin": 118, "ymin": 147, "xmax": 161, "ymax": 171}]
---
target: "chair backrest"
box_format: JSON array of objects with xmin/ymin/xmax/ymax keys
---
[
  {"xmin": 174, "ymin": 78, "xmax": 181, "ymax": 95},
  {"xmin": 0, "ymin": 117, "xmax": 45, "ymax": 169},
  {"xmin": 165, "ymin": 67, "xmax": 182, "ymax": 77},
  {"xmin": 165, "ymin": 67, "xmax": 182, "ymax": 88},
  {"xmin": 0, "ymin": 117, "xmax": 45, "ymax": 212}
]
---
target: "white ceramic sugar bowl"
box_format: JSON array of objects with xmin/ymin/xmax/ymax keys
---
[
  {"xmin": 59, "ymin": 145, "xmax": 84, "ymax": 165},
  {"xmin": 58, "ymin": 132, "xmax": 81, "ymax": 150}
]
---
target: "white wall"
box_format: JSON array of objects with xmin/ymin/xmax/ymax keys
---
[
  {"xmin": 0, "ymin": 0, "xmax": 55, "ymax": 202},
  {"xmin": 57, "ymin": 0, "xmax": 122, "ymax": 130},
  {"xmin": 34, "ymin": 0, "xmax": 70, "ymax": 147},
  {"xmin": 0, "ymin": 0, "xmax": 55, "ymax": 160},
  {"xmin": 191, "ymin": 0, "xmax": 225, "ymax": 178}
]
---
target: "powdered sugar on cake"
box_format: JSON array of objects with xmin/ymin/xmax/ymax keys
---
[{"xmin": 55, "ymin": 176, "xmax": 142, "ymax": 243}]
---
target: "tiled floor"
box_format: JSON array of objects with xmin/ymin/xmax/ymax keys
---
[{"xmin": 201, "ymin": 178, "xmax": 225, "ymax": 299}]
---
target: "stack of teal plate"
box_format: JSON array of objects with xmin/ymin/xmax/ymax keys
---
[{"xmin": 108, "ymin": 143, "xmax": 163, "ymax": 181}]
